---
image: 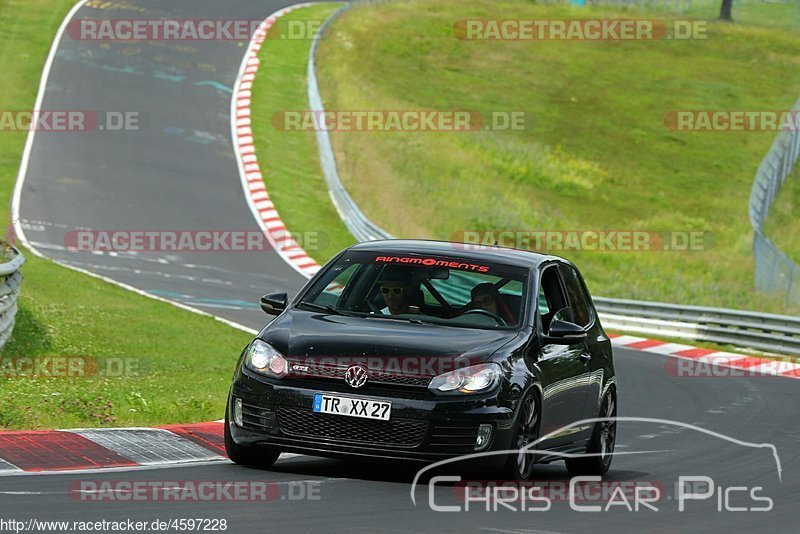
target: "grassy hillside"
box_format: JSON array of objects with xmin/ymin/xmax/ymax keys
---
[
  {"xmin": 311, "ymin": 0, "xmax": 800, "ymax": 313},
  {"xmin": 249, "ymin": 2, "xmax": 352, "ymax": 262}
]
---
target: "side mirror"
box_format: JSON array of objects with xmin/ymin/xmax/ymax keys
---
[
  {"xmin": 260, "ymin": 292, "xmax": 288, "ymax": 315},
  {"xmin": 544, "ymin": 319, "xmax": 587, "ymax": 345}
]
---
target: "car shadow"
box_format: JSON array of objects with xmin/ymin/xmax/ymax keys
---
[{"xmin": 234, "ymin": 454, "xmax": 652, "ymax": 487}]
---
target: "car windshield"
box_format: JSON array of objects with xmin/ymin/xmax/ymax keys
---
[{"xmin": 298, "ymin": 251, "xmax": 529, "ymax": 330}]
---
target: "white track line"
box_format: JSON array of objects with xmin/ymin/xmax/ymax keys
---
[
  {"xmin": 11, "ymin": 0, "xmax": 91, "ymax": 254},
  {"xmin": 8, "ymin": 0, "xmax": 257, "ymax": 335}
]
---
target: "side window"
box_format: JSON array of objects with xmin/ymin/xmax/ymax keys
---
[
  {"xmin": 558, "ymin": 264, "xmax": 594, "ymax": 328},
  {"xmin": 537, "ymin": 286, "xmax": 549, "ymax": 315},
  {"xmin": 537, "ymin": 266, "xmax": 568, "ymax": 334}
]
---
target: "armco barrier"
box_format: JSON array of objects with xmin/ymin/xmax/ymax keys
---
[
  {"xmin": 595, "ymin": 297, "xmax": 800, "ymax": 356},
  {"xmin": 308, "ymin": 7, "xmax": 800, "ymax": 357},
  {"xmin": 307, "ymin": 3, "xmax": 394, "ymax": 243},
  {"xmin": 0, "ymin": 245, "xmax": 24, "ymax": 349}
]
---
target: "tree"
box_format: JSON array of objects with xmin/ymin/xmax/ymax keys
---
[{"xmin": 719, "ymin": 0, "xmax": 734, "ymax": 21}]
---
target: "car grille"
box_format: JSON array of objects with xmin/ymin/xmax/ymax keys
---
[
  {"xmin": 288, "ymin": 362, "xmax": 431, "ymax": 388},
  {"xmin": 277, "ymin": 408, "xmax": 427, "ymax": 448},
  {"xmin": 371, "ymin": 370, "xmax": 431, "ymax": 387}
]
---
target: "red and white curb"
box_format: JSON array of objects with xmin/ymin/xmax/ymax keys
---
[
  {"xmin": 0, "ymin": 422, "xmax": 228, "ymax": 475},
  {"xmin": 609, "ymin": 333, "xmax": 800, "ymax": 379},
  {"xmin": 232, "ymin": 3, "xmax": 321, "ymax": 280}
]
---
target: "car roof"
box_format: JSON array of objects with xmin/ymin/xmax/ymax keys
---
[{"xmin": 346, "ymin": 239, "xmax": 568, "ymax": 270}]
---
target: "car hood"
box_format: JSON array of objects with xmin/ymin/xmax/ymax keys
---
[{"xmin": 260, "ymin": 309, "xmax": 523, "ymax": 365}]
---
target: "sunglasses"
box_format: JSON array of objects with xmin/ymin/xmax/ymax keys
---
[
  {"xmin": 473, "ymin": 296, "xmax": 496, "ymax": 306},
  {"xmin": 380, "ymin": 286, "xmax": 406, "ymax": 296}
]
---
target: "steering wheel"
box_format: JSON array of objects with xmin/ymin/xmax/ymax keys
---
[
  {"xmin": 459, "ymin": 308, "xmax": 507, "ymax": 326},
  {"xmin": 366, "ymin": 294, "xmax": 387, "ymax": 314}
]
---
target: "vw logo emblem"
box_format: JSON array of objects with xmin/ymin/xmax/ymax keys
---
[{"xmin": 344, "ymin": 365, "xmax": 368, "ymax": 388}]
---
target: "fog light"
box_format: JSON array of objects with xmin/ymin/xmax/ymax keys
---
[
  {"xmin": 475, "ymin": 424, "xmax": 493, "ymax": 451},
  {"xmin": 233, "ymin": 398, "xmax": 243, "ymax": 427}
]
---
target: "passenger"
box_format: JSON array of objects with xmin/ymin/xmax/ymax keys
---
[{"xmin": 470, "ymin": 283, "xmax": 515, "ymax": 325}]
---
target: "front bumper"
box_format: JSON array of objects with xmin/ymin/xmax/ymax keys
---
[{"xmin": 228, "ymin": 367, "xmax": 518, "ymax": 466}]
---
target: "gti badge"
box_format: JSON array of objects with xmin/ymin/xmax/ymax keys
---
[{"xmin": 344, "ymin": 365, "xmax": 368, "ymax": 388}]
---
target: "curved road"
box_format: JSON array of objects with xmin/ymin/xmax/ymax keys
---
[
  {"xmin": 1, "ymin": 348, "xmax": 798, "ymax": 531},
  {"xmin": 16, "ymin": 0, "xmax": 308, "ymax": 330},
  {"xmin": 10, "ymin": 0, "xmax": 800, "ymax": 532}
]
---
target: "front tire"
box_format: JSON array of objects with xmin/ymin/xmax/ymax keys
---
[
  {"xmin": 565, "ymin": 389, "xmax": 617, "ymax": 476},
  {"xmin": 499, "ymin": 394, "xmax": 539, "ymax": 480},
  {"xmin": 224, "ymin": 406, "xmax": 281, "ymax": 468}
]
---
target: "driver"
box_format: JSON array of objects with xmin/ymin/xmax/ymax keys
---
[
  {"xmin": 470, "ymin": 283, "xmax": 515, "ymax": 325},
  {"xmin": 377, "ymin": 267, "xmax": 418, "ymax": 315}
]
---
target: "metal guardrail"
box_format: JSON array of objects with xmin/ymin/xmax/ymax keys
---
[
  {"xmin": 749, "ymin": 97, "xmax": 800, "ymax": 307},
  {"xmin": 308, "ymin": 7, "xmax": 800, "ymax": 357},
  {"xmin": 0, "ymin": 246, "xmax": 25, "ymax": 350},
  {"xmin": 541, "ymin": 0, "xmax": 711, "ymax": 12},
  {"xmin": 307, "ymin": 3, "xmax": 393, "ymax": 243},
  {"xmin": 595, "ymin": 297, "xmax": 800, "ymax": 356}
]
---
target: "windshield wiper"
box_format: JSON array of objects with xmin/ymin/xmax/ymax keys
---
[
  {"xmin": 297, "ymin": 301, "xmax": 352, "ymax": 316},
  {"xmin": 365, "ymin": 314, "xmax": 425, "ymax": 325}
]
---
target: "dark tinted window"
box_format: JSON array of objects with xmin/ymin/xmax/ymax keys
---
[
  {"xmin": 537, "ymin": 266, "xmax": 569, "ymax": 334},
  {"xmin": 558, "ymin": 264, "xmax": 594, "ymax": 327},
  {"xmin": 301, "ymin": 251, "xmax": 529, "ymax": 329}
]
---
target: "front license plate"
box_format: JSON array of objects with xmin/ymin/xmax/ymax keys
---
[{"xmin": 313, "ymin": 394, "xmax": 392, "ymax": 421}]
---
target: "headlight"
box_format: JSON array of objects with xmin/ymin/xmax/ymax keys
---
[
  {"xmin": 428, "ymin": 363, "xmax": 502, "ymax": 395},
  {"xmin": 244, "ymin": 339, "xmax": 287, "ymax": 378}
]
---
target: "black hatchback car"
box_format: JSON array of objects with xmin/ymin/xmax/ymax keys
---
[{"xmin": 225, "ymin": 240, "xmax": 617, "ymax": 479}]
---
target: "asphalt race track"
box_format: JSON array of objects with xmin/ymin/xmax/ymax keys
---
[
  {"xmin": 1, "ymin": 348, "xmax": 798, "ymax": 532},
  {"xmin": 17, "ymin": 0, "xmax": 308, "ymax": 330},
  {"xmin": 10, "ymin": 0, "xmax": 800, "ymax": 532}
]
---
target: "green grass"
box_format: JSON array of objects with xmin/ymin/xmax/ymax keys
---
[
  {"xmin": 250, "ymin": 3, "xmax": 352, "ymax": 264},
  {"xmin": 0, "ymin": 0, "xmax": 253, "ymax": 429},
  {"xmin": 731, "ymin": 0, "xmax": 800, "ymax": 31},
  {"xmin": 306, "ymin": 0, "xmax": 800, "ymax": 314},
  {"xmin": 594, "ymin": 0, "xmax": 800, "ymax": 32}
]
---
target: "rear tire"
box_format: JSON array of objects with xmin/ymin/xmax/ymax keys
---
[
  {"xmin": 224, "ymin": 405, "xmax": 281, "ymax": 468},
  {"xmin": 499, "ymin": 394, "xmax": 539, "ymax": 481},
  {"xmin": 565, "ymin": 389, "xmax": 617, "ymax": 476}
]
